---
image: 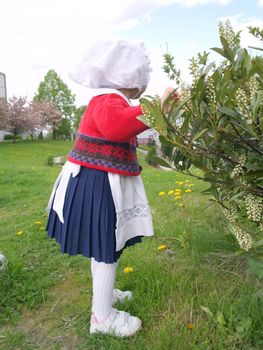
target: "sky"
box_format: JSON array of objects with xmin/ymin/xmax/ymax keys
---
[{"xmin": 0, "ymin": 0, "xmax": 263, "ymax": 106}]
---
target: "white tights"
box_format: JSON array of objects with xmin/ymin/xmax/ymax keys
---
[{"xmin": 91, "ymin": 258, "xmax": 118, "ymax": 322}]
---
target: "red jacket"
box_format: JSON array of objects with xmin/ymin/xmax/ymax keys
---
[{"xmin": 67, "ymin": 94, "xmax": 148, "ymax": 176}]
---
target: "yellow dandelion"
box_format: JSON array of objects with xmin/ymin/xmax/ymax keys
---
[
  {"xmin": 157, "ymin": 244, "xmax": 169, "ymax": 250},
  {"xmin": 189, "ymin": 184, "xmax": 194, "ymax": 187},
  {"xmin": 175, "ymin": 181, "xmax": 180, "ymax": 184},
  {"xmin": 179, "ymin": 181, "xmax": 184, "ymax": 185},
  {"xmin": 123, "ymin": 267, "xmax": 134, "ymax": 273},
  {"xmin": 175, "ymin": 196, "xmax": 182, "ymax": 200},
  {"xmin": 179, "ymin": 203, "xmax": 185, "ymax": 207},
  {"xmin": 39, "ymin": 226, "xmax": 45, "ymax": 231},
  {"xmin": 35, "ymin": 220, "xmax": 42, "ymax": 225},
  {"xmin": 185, "ymin": 189, "xmax": 192, "ymax": 193},
  {"xmin": 187, "ymin": 322, "xmax": 193, "ymax": 330},
  {"xmin": 159, "ymin": 191, "xmax": 165, "ymax": 196},
  {"xmin": 175, "ymin": 189, "xmax": 181, "ymax": 193},
  {"xmin": 185, "ymin": 180, "xmax": 190, "ymax": 183},
  {"xmin": 168, "ymin": 190, "xmax": 174, "ymax": 195},
  {"xmin": 17, "ymin": 230, "xmax": 24, "ymax": 236}
]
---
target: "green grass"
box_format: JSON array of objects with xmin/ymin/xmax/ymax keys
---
[{"xmin": 1, "ymin": 140, "xmax": 263, "ymax": 350}]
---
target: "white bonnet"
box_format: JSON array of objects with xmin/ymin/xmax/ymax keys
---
[{"xmin": 69, "ymin": 39, "xmax": 152, "ymax": 90}]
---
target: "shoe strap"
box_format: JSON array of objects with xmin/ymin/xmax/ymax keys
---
[{"xmin": 115, "ymin": 310, "xmax": 130, "ymax": 325}]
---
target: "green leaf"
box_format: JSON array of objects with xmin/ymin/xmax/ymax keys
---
[
  {"xmin": 248, "ymin": 257, "xmax": 263, "ymax": 279},
  {"xmin": 140, "ymin": 97, "xmax": 168, "ymax": 136},
  {"xmin": 228, "ymin": 191, "xmax": 245, "ymax": 202},
  {"xmin": 220, "ymin": 36, "xmax": 235, "ymax": 63},
  {"xmin": 211, "ymin": 47, "xmax": 228, "ymax": 59},
  {"xmin": 201, "ymin": 200, "xmax": 216, "ymax": 211},
  {"xmin": 236, "ymin": 318, "xmax": 252, "ymax": 335},
  {"xmin": 254, "ymin": 240, "xmax": 263, "ymax": 248},
  {"xmin": 218, "ymin": 107, "xmax": 237, "ymax": 118},
  {"xmin": 216, "ymin": 311, "xmax": 226, "ymax": 326},
  {"xmin": 203, "ymin": 62, "xmax": 215, "ymax": 76},
  {"xmin": 249, "ymin": 46, "xmax": 263, "ymax": 51},
  {"xmin": 200, "ymin": 305, "xmax": 213, "ymax": 318},
  {"xmin": 180, "ymin": 114, "xmax": 192, "ymax": 134},
  {"xmin": 159, "ymin": 135, "xmax": 174, "ymax": 146},
  {"xmin": 251, "ymin": 92, "xmax": 262, "ymax": 118},
  {"xmin": 152, "ymin": 156, "xmax": 172, "ymax": 168},
  {"xmin": 137, "ymin": 114, "xmax": 153, "ymax": 128},
  {"xmin": 169, "ymin": 96, "xmax": 191, "ymax": 121},
  {"xmin": 191, "ymin": 128, "xmax": 209, "ymax": 142},
  {"xmin": 243, "ymin": 170, "xmax": 263, "ymax": 180}
]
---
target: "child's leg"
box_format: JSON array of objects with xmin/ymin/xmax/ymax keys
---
[
  {"xmin": 91, "ymin": 258, "xmax": 118, "ymax": 322},
  {"xmin": 90, "ymin": 260, "xmax": 141, "ymax": 337}
]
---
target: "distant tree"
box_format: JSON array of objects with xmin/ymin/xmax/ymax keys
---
[
  {"xmin": 73, "ymin": 105, "xmax": 86, "ymax": 131},
  {"xmin": 34, "ymin": 69, "xmax": 76, "ymax": 139},
  {"xmin": 56, "ymin": 117, "xmax": 72, "ymax": 139},
  {"xmin": 29, "ymin": 100, "xmax": 62, "ymax": 140},
  {"xmin": 1, "ymin": 96, "xmax": 29, "ymax": 143},
  {"xmin": 26, "ymin": 104, "xmax": 41, "ymax": 140}
]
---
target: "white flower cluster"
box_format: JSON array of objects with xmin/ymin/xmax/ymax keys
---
[
  {"xmin": 181, "ymin": 83, "xmax": 190, "ymax": 100},
  {"xmin": 232, "ymin": 226, "xmax": 253, "ymax": 251},
  {"xmin": 141, "ymin": 103, "xmax": 155, "ymax": 127},
  {"xmin": 206, "ymin": 76, "xmax": 216, "ymax": 113},
  {"xmin": 236, "ymin": 87, "xmax": 254, "ymax": 124},
  {"xmin": 189, "ymin": 57, "xmax": 199, "ymax": 86},
  {"xmin": 218, "ymin": 19, "xmax": 236, "ymax": 49},
  {"xmin": 222, "ymin": 203, "xmax": 238, "ymax": 223},
  {"xmin": 237, "ymin": 178, "xmax": 249, "ymax": 190},
  {"xmin": 231, "ymin": 155, "xmax": 246, "ymax": 178},
  {"xmin": 181, "ymin": 83, "xmax": 192, "ymax": 113},
  {"xmin": 236, "ymin": 88, "xmax": 249, "ymax": 112},
  {"xmin": 245, "ymin": 194, "xmax": 263, "ymax": 222},
  {"xmin": 217, "ymin": 185, "xmax": 230, "ymax": 200},
  {"xmin": 249, "ymin": 76, "xmax": 258, "ymax": 98}
]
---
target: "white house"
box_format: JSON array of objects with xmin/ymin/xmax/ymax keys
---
[
  {"xmin": 137, "ymin": 129, "xmax": 159, "ymax": 145},
  {"xmin": 0, "ymin": 72, "xmax": 8, "ymax": 141}
]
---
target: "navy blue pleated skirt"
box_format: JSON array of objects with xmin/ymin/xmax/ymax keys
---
[{"xmin": 46, "ymin": 167, "xmax": 142, "ymax": 263}]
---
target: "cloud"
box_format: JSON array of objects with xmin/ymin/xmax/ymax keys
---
[
  {"xmin": 257, "ymin": 0, "xmax": 263, "ymax": 7},
  {"xmin": 173, "ymin": 0, "xmax": 232, "ymax": 6},
  {"xmin": 0, "ymin": 0, "xmax": 234, "ymax": 104},
  {"xmin": 114, "ymin": 0, "xmax": 232, "ymax": 23}
]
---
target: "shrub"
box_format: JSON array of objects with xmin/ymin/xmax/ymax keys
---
[
  {"xmin": 139, "ymin": 21, "xmax": 263, "ymax": 256},
  {"xmin": 145, "ymin": 145, "xmax": 158, "ymax": 166},
  {"xmin": 4, "ymin": 134, "xmax": 22, "ymax": 141}
]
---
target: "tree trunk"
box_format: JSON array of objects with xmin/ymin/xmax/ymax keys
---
[{"xmin": 53, "ymin": 128, "xmax": 56, "ymax": 140}]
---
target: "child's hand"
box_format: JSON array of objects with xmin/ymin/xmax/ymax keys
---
[
  {"xmin": 161, "ymin": 87, "xmax": 180, "ymax": 113},
  {"xmin": 161, "ymin": 87, "xmax": 180, "ymax": 103}
]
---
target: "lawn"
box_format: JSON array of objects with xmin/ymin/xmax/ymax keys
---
[{"xmin": 0, "ymin": 140, "xmax": 263, "ymax": 350}]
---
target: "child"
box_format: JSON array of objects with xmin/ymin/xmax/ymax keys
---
[{"xmin": 46, "ymin": 39, "xmax": 173, "ymax": 337}]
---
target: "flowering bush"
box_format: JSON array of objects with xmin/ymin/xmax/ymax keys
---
[{"xmin": 139, "ymin": 21, "xmax": 263, "ymax": 254}]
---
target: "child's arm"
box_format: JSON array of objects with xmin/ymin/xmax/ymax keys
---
[{"xmin": 94, "ymin": 95, "xmax": 148, "ymax": 143}]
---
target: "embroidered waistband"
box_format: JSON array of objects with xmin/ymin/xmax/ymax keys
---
[{"xmin": 67, "ymin": 133, "xmax": 140, "ymax": 175}]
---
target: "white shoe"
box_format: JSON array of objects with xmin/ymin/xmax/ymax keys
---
[
  {"xmin": 113, "ymin": 288, "xmax": 133, "ymax": 304},
  {"xmin": 90, "ymin": 308, "xmax": 142, "ymax": 337}
]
